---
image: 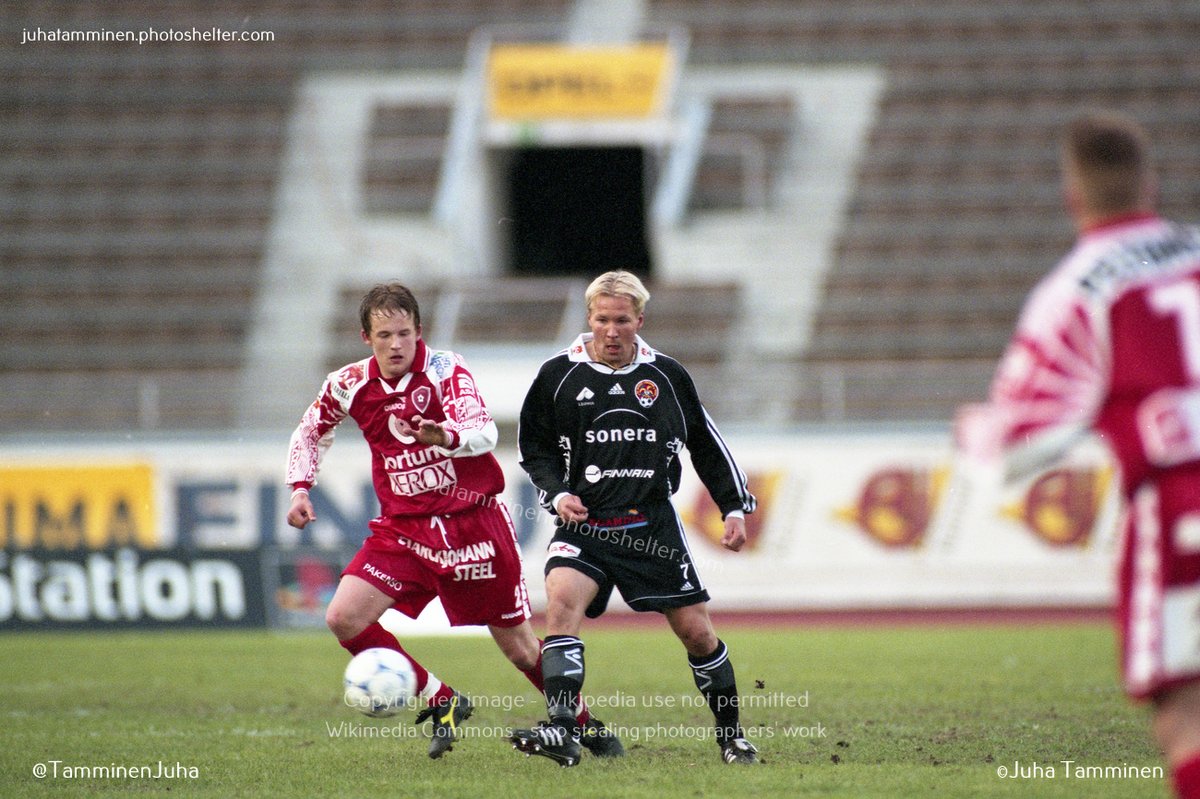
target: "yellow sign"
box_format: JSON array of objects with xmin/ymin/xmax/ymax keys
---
[
  {"xmin": 681, "ymin": 469, "xmax": 783, "ymax": 552},
  {"xmin": 0, "ymin": 464, "xmax": 157, "ymax": 549},
  {"xmin": 835, "ymin": 466, "xmax": 950, "ymax": 548},
  {"xmin": 1001, "ymin": 466, "xmax": 1112, "ymax": 547},
  {"xmin": 488, "ymin": 42, "xmax": 672, "ymax": 120}
]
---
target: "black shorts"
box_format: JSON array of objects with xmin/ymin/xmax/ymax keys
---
[{"xmin": 544, "ymin": 501, "xmax": 710, "ymax": 617}]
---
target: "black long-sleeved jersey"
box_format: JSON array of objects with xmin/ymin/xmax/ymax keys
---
[{"xmin": 518, "ymin": 334, "xmax": 757, "ymax": 518}]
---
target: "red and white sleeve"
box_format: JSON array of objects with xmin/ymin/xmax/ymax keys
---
[
  {"xmin": 958, "ymin": 295, "xmax": 1106, "ymax": 478},
  {"xmin": 436, "ymin": 355, "xmax": 498, "ymax": 456},
  {"xmin": 285, "ymin": 378, "xmax": 345, "ymax": 488}
]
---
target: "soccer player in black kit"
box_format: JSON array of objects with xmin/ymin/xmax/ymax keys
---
[{"xmin": 510, "ymin": 270, "xmax": 759, "ymax": 766}]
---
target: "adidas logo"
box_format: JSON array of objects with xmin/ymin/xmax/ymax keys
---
[
  {"xmin": 576, "ymin": 387, "xmax": 595, "ymax": 401},
  {"xmin": 608, "ymin": 384, "xmax": 625, "ymax": 395},
  {"xmin": 681, "ymin": 581, "xmax": 694, "ymax": 591}
]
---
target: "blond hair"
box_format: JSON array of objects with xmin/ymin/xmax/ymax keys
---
[
  {"xmin": 1062, "ymin": 110, "xmax": 1155, "ymax": 218},
  {"xmin": 585, "ymin": 270, "xmax": 650, "ymax": 316}
]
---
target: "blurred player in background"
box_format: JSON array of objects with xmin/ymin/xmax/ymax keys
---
[
  {"xmin": 956, "ymin": 111, "xmax": 1200, "ymax": 799},
  {"xmin": 510, "ymin": 270, "xmax": 759, "ymax": 766},
  {"xmin": 286, "ymin": 283, "xmax": 617, "ymax": 759}
]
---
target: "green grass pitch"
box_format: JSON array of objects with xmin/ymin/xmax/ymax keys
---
[{"xmin": 0, "ymin": 623, "xmax": 1168, "ymax": 798}]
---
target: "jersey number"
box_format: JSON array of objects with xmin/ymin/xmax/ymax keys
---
[{"xmin": 1149, "ymin": 280, "xmax": 1200, "ymax": 380}]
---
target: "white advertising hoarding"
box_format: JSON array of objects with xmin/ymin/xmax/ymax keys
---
[{"xmin": 0, "ymin": 431, "xmax": 1120, "ymax": 620}]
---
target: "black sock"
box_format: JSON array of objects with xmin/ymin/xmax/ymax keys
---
[
  {"xmin": 688, "ymin": 639, "xmax": 742, "ymax": 744},
  {"xmin": 541, "ymin": 635, "xmax": 584, "ymax": 735}
]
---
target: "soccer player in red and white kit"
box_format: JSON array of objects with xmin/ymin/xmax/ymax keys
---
[
  {"xmin": 956, "ymin": 111, "xmax": 1200, "ymax": 799},
  {"xmin": 286, "ymin": 283, "xmax": 621, "ymax": 759}
]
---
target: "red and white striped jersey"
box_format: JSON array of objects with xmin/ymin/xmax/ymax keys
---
[
  {"xmin": 287, "ymin": 339, "xmax": 505, "ymax": 521},
  {"xmin": 958, "ymin": 214, "xmax": 1200, "ymax": 494}
]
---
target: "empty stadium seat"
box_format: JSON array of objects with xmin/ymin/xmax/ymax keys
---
[
  {"xmin": 0, "ymin": 1, "xmax": 570, "ymax": 432},
  {"xmin": 649, "ymin": 0, "xmax": 1200, "ymax": 421},
  {"xmin": 4, "ymin": 0, "xmax": 1196, "ymax": 430}
]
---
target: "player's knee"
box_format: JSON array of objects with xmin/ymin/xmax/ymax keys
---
[
  {"xmin": 325, "ymin": 603, "xmax": 366, "ymax": 641},
  {"xmin": 544, "ymin": 589, "xmax": 590, "ymax": 635},
  {"xmin": 545, "ymin": 601, "xmax": 586, "ymax": 635},
  {"xmin": 545, "ymin": 584, "xmax": 585, "ymax": 614},
  {"xmin": 677, "ymin": 627, "xmax": 718, "ymax": 655},
  {"xmin": 670, "ymin": 615, "xmax": 718, "ymax": 655},
  {"xmin": 1152, "ymin": 705, "xmax": 1200, "ymax": 758},
  {"xmin": 1152, "ymin": 689, "xmax": 1200, "ymax": 761},
  {"xmin": 1152, "ymin": 708, "xmax": 1185, "ymax": 760}
]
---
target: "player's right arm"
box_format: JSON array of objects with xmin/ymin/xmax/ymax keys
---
[
  {"xmin": 285, "ymin": 365, "xmax": 358, "ymax": 527},
  {"xmin": 956, "ymin": 286, "xmax": 1104, "ymax": 481},
  {"xmin": 286, "ymin": 489, "xmax": 316, "ymax": 529},
  {"xmin": 517, "ymin": 359, "xmax": 577, "ymax": 517}
]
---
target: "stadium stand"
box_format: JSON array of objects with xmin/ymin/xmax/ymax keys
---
[
  {"xmin": 689, "ymin": 94, "xmax": 797, "ymax": 212},
  {"xmin": 1, "ymin": 1, "xmax": 569, "ymax": 431},
  {"xmin": 325, "ymin": 278, "xmax": 734, "ymax": 370},
  {"xmin": 362, "ymin": 102, "xmax": 454, "ymax": 215},
  {"xmin": 323, "ymin": 279, "xmax": 583, "ymax": 376},
  {"xmin": 3, "ymin": 1, "xmax": 1197, "ymax": 430},
  {"xmin": 647, "ymin": 0, "xmax": 1200, "ymax": 421}
]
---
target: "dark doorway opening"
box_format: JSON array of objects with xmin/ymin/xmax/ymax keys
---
[{"xmin": 504, "ymin": 146, "xmax": 653, "ymax": 278}]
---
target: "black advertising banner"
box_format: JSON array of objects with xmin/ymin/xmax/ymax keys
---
[{"xmin": 0, "ymin": 548, "xmax": 267, "ymax": 630}]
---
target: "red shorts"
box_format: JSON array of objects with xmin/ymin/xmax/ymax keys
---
[
  {"xmin": 1117, "ymin": 467, "xmax": 1200, "ymax": 700},
  {"xmin": 342, "ymin": 501, "xmax": 531, "ymax": 628}
]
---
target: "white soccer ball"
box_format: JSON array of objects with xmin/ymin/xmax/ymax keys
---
[{"xmin": 342, "ymin": 647, "xmax": 417, "ymax": 718}]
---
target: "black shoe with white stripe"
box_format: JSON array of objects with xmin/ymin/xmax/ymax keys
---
[
  {"xmin": 720, "ymin": 737, "xmax": 759, "ymax": 765},
  {"xmin": 510, "ymin": 721, "xmax": 582, "ymax": 767}
]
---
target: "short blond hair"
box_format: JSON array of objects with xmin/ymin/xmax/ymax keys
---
[
  {"xmin": 1062, "ymin": 110, "xmax": 1155, "ymax": 217},
  {"xmin": 585, "ymin": 270, "xmax": 650, "ymax": 316}
]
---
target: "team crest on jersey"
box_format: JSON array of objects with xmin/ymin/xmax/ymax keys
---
[
  {"xmin": 411, "ymin": 385, "xmax": 432, "ymax": 414},
  {"xmin": 634, "ymin": 380, "xmax": 659, "ymax": 408}
]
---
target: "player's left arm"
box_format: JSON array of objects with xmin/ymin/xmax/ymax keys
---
[
  {"xmin": 403, "ymin": 354, "xmax": 499, "ymax": 456},
  {"xmin": 669, "ymin": 362, "xmax": 757, "ymax": 521},
  {"xmin": 286, "ymin": 368, "xmax": 354, "ymax": 528},
  {"xmin": 720, "ymin": 513, "xmax": 748, "ymax": 552}
]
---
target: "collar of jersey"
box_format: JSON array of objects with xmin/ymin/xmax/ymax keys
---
[
  {"xmin": 1081, "ymin": 211, "xmax": 1158, "ymax": 236},
  {"xmin": 366, "ymin": 338, "xmax": 430, "ymax": 389},
  {"xmin": 567, "ymin": 333, "xmax": 656, "ymax": 372}
]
